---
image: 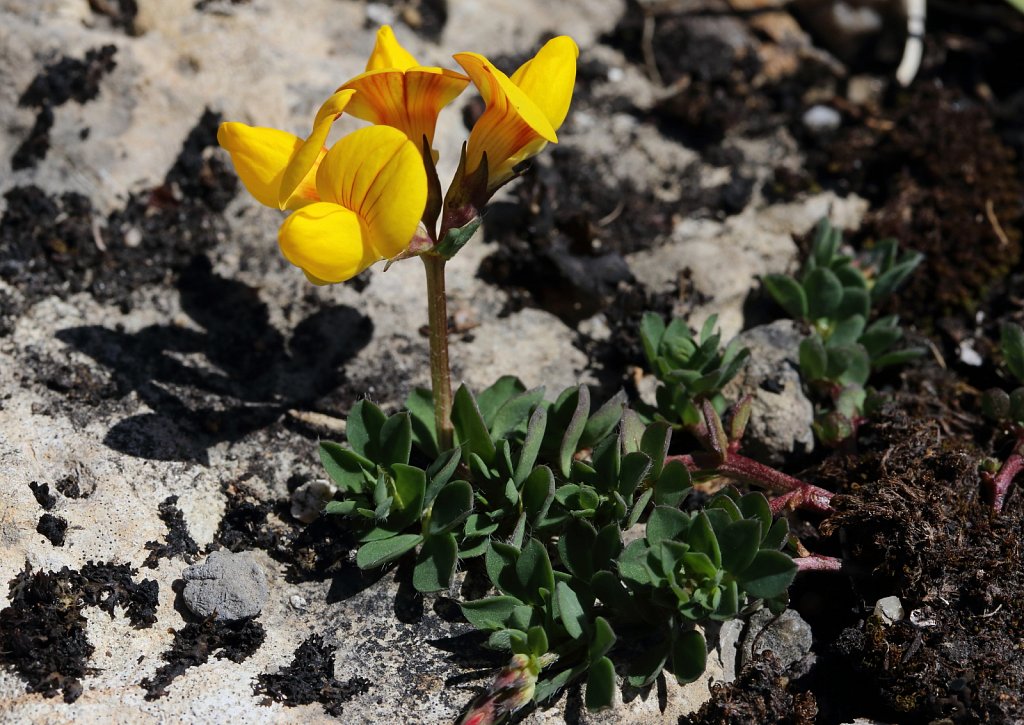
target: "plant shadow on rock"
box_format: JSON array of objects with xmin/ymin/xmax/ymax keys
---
[{"xmin": 57, "ymin": 256, "xmax": 373, "ymax": 463}]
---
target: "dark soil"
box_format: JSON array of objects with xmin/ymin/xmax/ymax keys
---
[
  {"xmin": 143, "ymin": 495, "xmax": 200, "ymax": 569},
  {"xmin": 253, "ymin": 633, "xmax": 371, "ymax": 716},
  {"xmin": 0, "ymin": 562, "xmax": 159, "ymax": 703},
  {"xmin": 140, "ymin": 616, "xmax": 265, "ymax": 700}
]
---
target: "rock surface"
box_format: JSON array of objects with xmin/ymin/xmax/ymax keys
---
[{"xmin": 182, "ymin": 550, "xmax": 269, "ymax": 621}]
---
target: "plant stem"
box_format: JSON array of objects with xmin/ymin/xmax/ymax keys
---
[
  {"xmin": 988, "ymin": 442, "xmax": 1024, "ymax": 513},
  {"xmin": 666, "ymin": 452, "xmax": 834, "ymax": 513},
  {"xmin": 793, "ymin": 554, "xmax": 844, "ymax": 572},
  {"xmin": 423, "ymin": 253, "xmax": 454, "ymax": 452}
]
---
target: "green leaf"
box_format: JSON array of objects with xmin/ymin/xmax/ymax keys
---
[
  {"xmin": 428, "ymin": 481, "xmax": 473, "ymax": 535},
  {"xmin": 627, "ymin": 643, "xmax": 669, "ymax": 687},
  {"xmin": 812, "ymin": 218, "xmax": 839, "ymax": 267},
  {"xmin": 591, "ymin": 435, "xmax": 621, "ymax": 494},
  {"xmin": 386, "ymin": 464, "xmax": 426, "ymax": 531},
  {"xmin": 681, "ymin": 551, "xmax": 717, "ymax": 580},
  {"xmin": 670, "ymin": 629, "xmax": 707, "ymax": 684},
  {"xmin": 738, "ymin": 550, "xmax": 798, "ymax": 599},
  {"xmin": 356, "ymin": 533, "xmax": 423, "ymax": 569},
  {"xmin": 476, "ymin": 376, "xmax": 526, "ymax": 425},
  {"xmin": 556, "ymin": 581, "xmax": 586, "ymax": 639},
  {"xmin": 490, "ymin": 386, "xmax": 544, "ymax": 441},
  {"xmin": 347, "ymin": 399, "xmax": 387, "ymax": 459},
  {"xmin": 827, "ymin": 315, "xmax": 866, "ymax": 349},
  {"xmin": 837, "ymin": 287, "xmax": 870, "ymax": 320},
  {"xmin": 413, "ymin": 532, "xmax": 457, "ymax": 592},
  {"xmin": 378, "ymin": 412, "xmax": 412, "ymax": 468},
  {"xmin": 647, "ymin": 506, "xmax": 691, "ymax": 547},
  {"xmin": 617, "ymin": 539, "xmax": 652, "ymax": 586},
  {"xmin": 424, "ymin": 447, "xmax": 462, "ymax": 505},
  {"xmin": 517, "ymin": 538, "xmax": 555, "ymax": 605},
  {"xmin": 871, "ymin": 254, "xmax": 923, "ymax": 303},
  {"xmin": 580, "ymin": 391, "xmax": 627, "ymax": 449},
  {"xmin": 589, "ymin": 616, "xmax": 617, "ymax": 661},
  {"xmin": 323, "ymin": 499, "xmax": 356, "ymax": 515},
  {"xmin": 404, "ymin": 387, "xmax": 438, "ymax": 457},
  {"xmin": 461, "ymin": 595, "xmax": 525, "ymax": 630},
  {"xmin": 654, "ymin": 459, "xmax": 692, "ymax": 507},
  {"xmin": 514, "ymin": 405, "xmax": 548, "ymax": 486},
  {"xmin": 799, "ymin": 335, "xmax": 827, "ymax": 382},
  {"xmin": 319, "ymin": 442, "xmax": 372, "ymax": 494},
  {"xmin": 738, "ymin": 492, "xmax": 772, "ymax": 532},
  {"xmin": 534, "ymin": 663, "xmax": 589, "ymax": 704},
  {"xmin": 763, "ymin": 274, "xmax": 808, "ymax": 320},
  {"xmin": 593, "ymin": 524, "xmax": 623, "ymax": 573},
  {"xmin": 486, "ymin": 540, "xmax": 521, "ymax": 596},
  {"xmin": 435, "ymin": 216, "xmax": 482, "ymax": 259},
  {"xmin": 585, "ymin": 657, "xmax": 616, "ymax": 710},
  {"xmin": 558, "ymin": 520, "xmax": 597, "ymax": 580},
  {"xmin": 718, "ymin": 519, "xmax": 762, "ymax": 574},
  {"xmin": 619, "ymin": 409, "xmax": 646, "ymax": 454},
  {"xmin": 827, "ymin": 344, "xmax": 871, "ymax": 386},
  {"xmin": 527, "ymin": 625, "xmax": 549, "ymax": 657},
  {"xmin": 804, "ymin": 267, "xmax": 843, "ymax": 320},
  {"xmin": 627, "ymin": 488, "xmax": 654, "ymax": 528},
  {"xmin": 618, "ymin": 451, "xmax": 652, "ymax": 499},
  {"xmin": 640, "ymin": 313, "xmax": 667, "ymax": 367},
  {"xmin": 762, "ymin": 517, "xmax": 789, "ymax": 550},
  {"xmin": 1002, "ymin": 323, "xmax": 1024, "ymax": 383},
  {"xmin": 872, "ymin": 347, "xmax": 926, "ymax": 370},
  {"xmin": 591, "ymin": 570, "xmax": 636, "ymax": 617},
  {"xmin": 522, "ymin": 466, "xmax": 555, "ymax": 526},
  {"xmin": 640, "ymin": 423, "xmax": 672, "ymax": 480},
  {"xmin": 688, "ymin": 512, "xmax": 721, "ymax": 568},
  {"xmin": 556, "ymin": 386, "xmax": 591, "ymax": 478},
  {"xmin": 452, "ymin": 385, "xmax": 496, "ymax": 465}
]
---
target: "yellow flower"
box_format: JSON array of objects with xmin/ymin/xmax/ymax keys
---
[
  {"xmin": 217, "ymin": 89, "xmax": 355, "ymax": 210},
  {"xmin": 277, "ymin": 125, "xmax": 427, "ymax": 284},
  {"xmin": 339, "ymin": 26, "xmax": 469, "ymax": 152},
  {"xmin": 454, "ymin": 36, "xmax": 578, "ymax": 191}
]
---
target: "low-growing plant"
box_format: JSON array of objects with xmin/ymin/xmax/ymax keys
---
[
  {"xmin": 980, "ymin": 322, "xmax": 1024, "ymax": 511},
  {"xmin": 763, "ymin": 218, "xmax": 925, "ymax": 444}
]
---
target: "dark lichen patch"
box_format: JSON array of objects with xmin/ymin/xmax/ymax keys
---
[
  {"xmin": 13, "ymin": 45, "xmax": 118, "ymax": 170},
  {"xmin": 143, "ymin": 495, "xmax": 200, "ymax": 569},
  {"xmin": 88, "ymin": 0, "xmax": 139, "ymax": 34},
  {"xmin": 254, "ymin": 634, "xmax": 370, "ymax": 716},
  {"xmin": 0, "ymin": 562, "xmax": 158, "ymax": 703},
  {"xmin": 36, "ymin": 513, "xmax": 68, "ymax": 546},
  {"xmin": 55, "ymin": 471, "xmax": 92, "ymax": 499},
  {"xmin": 29, "ymin": 481, "xmax": 57, "ymax": 510},
  {"xmin": 141, "ymin": 616, "xmax": 265, "ymax": 700},
  {"xmin": 680, "ymin": 652, "xmax": 818, "ymax": 725},
  {"xmin": 1, "ymin": 108, "xmax": 237, "ymax": 315},
  {"xmin": 364, "ymin": 0, "xmax": 447, "ymax": 40},
  {"xmin": 817, "ymin": 406, "xmax": 1024, "ymax": 723}
]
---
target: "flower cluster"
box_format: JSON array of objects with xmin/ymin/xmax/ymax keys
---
[{"xmin": 217, "ymin": 27, "xmax": 578, "ymax": 283}]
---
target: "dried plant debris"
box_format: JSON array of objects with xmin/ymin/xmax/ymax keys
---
[
  {"xmin": 819, "ymin": 408, "xmax": 1024, "ymax": 722},
  {"xmin": 13, "ymin": 45, "xmax": 118, "ymax": 169},
  {"xmin": 255, "ymin": 634, "xmax": 370, "ymax": 716},
  {"xmin": 36, "ymin": 513, "xmax": 68, "ymax": 546},
  {"xmin": 1, "ymin": 109, "xmax": 237, "ymax": 315},
  {"xmin": 0, "ymin": 562, "xmax": 158, "ymax": 703},
  {"xmin": 143, "ymin": 495, "xmax": 200, "ymax": 568},
  {"xmin": 141, "ymin": 616, "xmax": 265, "ymax": 700},
  {"xmin": 680, "ymin": 652, "xmax": 818, "ymax": 725}
]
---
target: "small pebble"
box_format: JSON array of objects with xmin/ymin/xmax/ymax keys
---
[
  {"xmin": 182, "ymin": 550, "xmax": 268, "ymax": 621},
  {"xmin": 289, "ymin": 594, "xmax": 308, "ymax": 611},
  {"xmin": 802, "ymin": 105, "xmax": 842, "ymax": 135},
  {"xmin": 873, "ymin": 595, "xmax": 905, "ymax": 625}
]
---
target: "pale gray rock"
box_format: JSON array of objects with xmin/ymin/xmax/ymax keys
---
[
  {"xmin": 182, "ymin": 550, "xmax": 269, "ymax": 621},
  {"xmin": 741, "ymin": 607, "xmax": 814, "ymax": 670},
  {"xmin": 873, "ymin": 596, "xmax": 905, "ymax": 625},
  {"xmin": 722, "ymin": 320, "xmax": 815, "ymax": 465}
]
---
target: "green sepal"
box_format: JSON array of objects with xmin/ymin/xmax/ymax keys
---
[{"xmin": 355, "ymin": 533, "xmax": 423, "ymax": 569}]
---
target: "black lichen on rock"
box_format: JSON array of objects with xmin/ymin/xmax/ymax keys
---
[
  {"xmin": 254, "ymin": 634, "xmax": 370, "ymax": 717},
  {"xmin": 143, "ymin": 495, "xmax": 200, "ymax": 568},
  {"xmin": 36, "ymin": 513, "xmax": 68, "ymax": 546}
]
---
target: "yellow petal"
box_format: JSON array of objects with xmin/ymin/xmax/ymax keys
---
[
  {"xmin": 340, "ymin": 67, "xmax": 469, "ymax": 147},
  {"xmin": 278, "ymin": 89, "xmax": 355, "ymax": 209},
  {"xmin": 510, "ymin": 36, "xmax": 578, "ymax": 131},
  {"xmin": 454, "ymin": 51, "xmax": 559, "ymax": 189},
  {"xmin": 217, "ymin": 122, "xmax": 301, "ymax": 209},
  {"xmin": 365, "ymin": 25, "xmax": 419, "ymax": 72},
  {"xmin": 315, "ymin": 126, "xmax": 427, "ymax": 259},
  {"xmin": 278, "ymin": 202, "xmax": 376, "ymax": 283}
]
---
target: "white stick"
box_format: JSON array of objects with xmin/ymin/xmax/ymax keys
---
[{"xmin": 896, "ymin": 0, "xmax": 927, "ymax": 86}]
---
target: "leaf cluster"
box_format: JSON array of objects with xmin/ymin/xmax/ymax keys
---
[
  {"xmin": 762, "ymin": 218, "xmax": 924, "ymax": 444},
  {"xmin": 316, "ymin": 378, "xmax": 798, "ymax": 710},
  {"xmin": 639, "ymin": 313, "xmax": 749, "ymax": 428},
  {"xmin": 982, "ymin": 323, "xmax": 1024, "ymax": 426}
]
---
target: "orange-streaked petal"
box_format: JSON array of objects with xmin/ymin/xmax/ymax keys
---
[
  {"xmin": 454, "ymin": 51, "xmax": 558, "ymax": 188},
  {"xmin": 217, "ymin": 122, "xmax": 301, "ymax": 209},
  {"xmin": 509, "ymin": 36, "xmax": 578, "ymax": 131},
  {"xmin": 278, "ymin": 89, "xmax": 355, "ymax": 209},
  {"xmin": 340, "ymin": 67, "xmax": 469, "ymax": 147},
  {"xmin": 278, "ymin": 202, "xmax": 376, "ymax": 283},
  {"xmin": 315, "ymin": 125, "xmax": 427, "ymax": 259},
  {"xmin": 365, "ymin": 25, "xmax": 418, "ymax": 72}
]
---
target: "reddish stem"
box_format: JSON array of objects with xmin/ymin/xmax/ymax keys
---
[
  {"xmin": 988, "ymin": 446, "xmax": 1024, "ymax": 514},
  {"xmin": 666, "ymin": 452, "xmax": 834, "ymax": 513},
  {"xmin": 794, "ymin": 554, "xmax": 843, "ymax": 572}
]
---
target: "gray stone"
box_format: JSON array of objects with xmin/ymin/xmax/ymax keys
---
[
  {"xmin": 289, "ymin": 479, "xmax": 338, "ymax": 524},
  {"xmin": 873, "ymin": 596, "xmax": 905, "ymax": 625},
  {"xmin": 717, "ymin": 618, "xmax": 745, "ymax": 682},
  {"xmin": 802, "ymin": 105, "xmax": 842, "ymax": 135},
  {"xmin": 722, "ymin": 320, "xmax": 815, "ymax": 465},
  {"xmin": 741, "ymin": 608, "xmax": 814, "ymax": 671},
  {"xmin": 182, "ymin": 550, "xmax": 269, "ymax": 621}
]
